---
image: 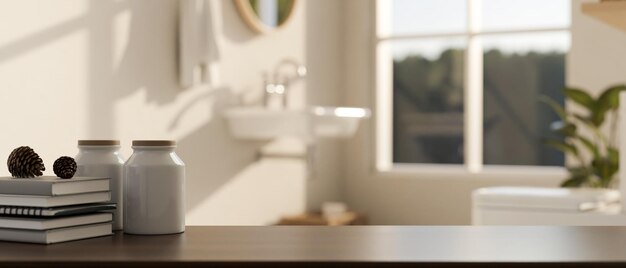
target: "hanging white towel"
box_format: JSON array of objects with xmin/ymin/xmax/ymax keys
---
[
  {"xmin": 202, "ymin": 0, "xmax": 221, "ymax": 85},
  {"xmin": 179, "ymin": 0, "xmax": 221, "ymax": 88}
]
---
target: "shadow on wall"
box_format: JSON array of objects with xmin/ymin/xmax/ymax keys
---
[
  {"xmin": 87, "ymin": 0, "xmax": 180, "ymax": 137},
  {"xmin": 174, "ymin": 87, "xmax": 263, "ymax": 212},
  {"xmin": 0, "ymin": 0, "xmax": 184, "ymax": 136},
  {"xmin": 0, "ymin": 0, "xmax": 260, "ymax": 217},
  {"xmin": 0, "ymin": 0, "xmax": 312, "ymax": 224},
  {"xmin": 83, "ymin": 0, "xmax": 261, "ymax": 213},
  {"xmin": 84, "ymin": 0, "xmax": 262, "ymax": 216}
]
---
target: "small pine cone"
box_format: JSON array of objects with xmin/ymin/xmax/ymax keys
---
[
  {"xmin": 7, "ymin": 146, "xmax": 45, "ymax": 178},
  {"xmin": 53, "ymin": 156, "xmax": 77, "ymax": 179}
]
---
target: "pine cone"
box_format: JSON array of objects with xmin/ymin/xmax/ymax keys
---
[
  {"xmin": 53, "ymin": 156, "xmax": 76, "ymax": 179},
  {"xmin": 7, "ymin": 146, "xmax": 46, "ymax": 178}
]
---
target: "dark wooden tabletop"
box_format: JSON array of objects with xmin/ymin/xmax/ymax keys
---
[{"xmin": 2, "ymin": 226, "xmax": 626, "ymax": 267}]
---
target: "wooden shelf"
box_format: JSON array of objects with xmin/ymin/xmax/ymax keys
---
[
  {"xmin": 582, "ymin": 1, "xmax": 626, "ymax": 33},
  {"xmin": 4, "ymin": 226, "xmax": 626, "ymax": 266}
]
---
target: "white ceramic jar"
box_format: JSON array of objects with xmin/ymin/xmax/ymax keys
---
[
  {"xmin": 75, "ymin": 140, "xmax": 125, "ymax": 231},
  {"xmin": 124, "ymin": 140, "xmax": 185, "ymax": 235}
]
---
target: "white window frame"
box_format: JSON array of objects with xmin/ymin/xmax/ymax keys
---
[{"xmin": 374, "ymin": 0, "xmax": 570, "ymax": 176}]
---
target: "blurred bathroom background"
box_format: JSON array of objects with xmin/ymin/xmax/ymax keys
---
[{"xmin": 0, "ymin": 0, "xmax": 624, "ymax": 225}]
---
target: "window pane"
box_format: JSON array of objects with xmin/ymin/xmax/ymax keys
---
[
  {"xmin": 392, "ymin": 38, "xmax": 466, "ymax": 164},
  {"xmin": 482, "ymin": 0, "xmax": 570, "ymax": 31},
  {"xmin": 392, "ymin": 0, "xmax": 467, "ymax": 35},
  {"xmin": 483, "ymin": 32, "xmax": 568, "ymax": 166}
]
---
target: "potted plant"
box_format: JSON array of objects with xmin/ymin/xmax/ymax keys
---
[{"xmin": 543, "ymin": 85, "xmax": 626, "ymax": 188}]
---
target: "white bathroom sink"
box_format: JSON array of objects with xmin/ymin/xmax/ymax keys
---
[{"xmin": 224, "ymin": 106, "xmax": 370, "ymax": 140}]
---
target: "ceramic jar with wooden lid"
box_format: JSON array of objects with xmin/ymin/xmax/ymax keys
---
[
  {"xmin": 123, "ymin": 140, "xmax": 185, "ymax": 235},
  {"xmin": 75, "ymin": 140, "xmax": 125, "ymax": 230}
]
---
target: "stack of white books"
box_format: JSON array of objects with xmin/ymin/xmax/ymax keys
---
[{"xmin": 0, "ymin": 176, "xmax": 115, "ymax": 244}]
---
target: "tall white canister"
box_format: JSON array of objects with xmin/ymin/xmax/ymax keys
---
[
  {"xmin": 124, "ymin": 140, "xmax": 185, "ymax": 235},
  {"xmin": 75, "ymin": 140, "xmax": 125, "ymax": 231}
]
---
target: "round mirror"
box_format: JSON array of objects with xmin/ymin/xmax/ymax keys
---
[{"xmin": 234, "ymin": 0, "xmax": 297, "ymax": 34}]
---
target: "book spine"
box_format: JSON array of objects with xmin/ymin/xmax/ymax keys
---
[
  {"xmin": 0, "ymin": 206, "xmax": 43, "ymax": 216},
  {"xmin": 0, "ymin": 181, "xmax": 51, "ymax": 196}
]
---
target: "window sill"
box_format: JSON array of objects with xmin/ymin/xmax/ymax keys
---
[{"xmin": 374, "ymin": 163, "xmax": 567, "ymax": 183}]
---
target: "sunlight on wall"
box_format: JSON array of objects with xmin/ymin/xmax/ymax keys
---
[
  {"xmin": 0, "ymin": 1, "xmax": 87, "ymax": 47},
  {"xmin": 112, "ymin": 9, "xmax": 131, "ymax": 70},
  {"xmin": 186, "ymin": 157, "xmax": 307, "ymax": 225},
  {"xmin": 0, "ymin": 0, "xmax": 317, "ymax": 225},
  {"xmin": 112, "ymin": 85, "xmax": 219, "ymax": 154},
  {"xmin": 0, "ymin": 1, "xmax": 89, "ymax": 170}
]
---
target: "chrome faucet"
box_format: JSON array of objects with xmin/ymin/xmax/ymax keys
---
[{"xmin": 264, "ymin": 58, "xmax": 307, "ymax": 109}]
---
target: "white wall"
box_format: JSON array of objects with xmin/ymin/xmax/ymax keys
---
[
  {"xmin": 568, "ymin": 0, "xmax": 626, "ymax": 91},
  {"xmin": 0, "ymin": 0, "xmax": 344, "ymax": 225},
  {"xmin": 303, "ymin": 0, "xmax": 346, "ymax": 210}
]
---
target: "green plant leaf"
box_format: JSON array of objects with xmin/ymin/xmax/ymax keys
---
[
  {"xmin": 544, "ymin": 140, "xmax": 579, "ymax": 156},
  {"xmin": 539, "ymin": 95, "xmax": 567, "ymax": 120},
  {"xmin": 575, "ymin": 135, "xmax": 599, "ymax": 158},
  {"xmin": 591, "ymin": 109, "xmax": 606, "ymax": 126},
  {"xmin": 591, "ymin": 158, "xmax": 609, "ymax": 178},
  {"xmin": 572, "ymin": 114, "xmax": 597, "ymax": 128},
  {"xmin": 560, "ymin": 123, "xmax": 577, "ymax": 137},
  {"xmin": 561, "ymin": 175, "xmax": 588, "ymax": 187},
  {"xmin": 550, "ymin": 121, "xmax": 577, "ymax": 137},
  {"xmin": 608, "ymin": 147, "xmax": 619, "ymax": 165},
  {"xmin": 564, "ymin": 87, "xmax": 596, "ymax": 111},
  {"xmin": 606, "ymin": 150, "xmax": 619, "ymax": 187},
  {"xmin": 593, "ymin": 85, "xmax": 626, "ymax": 127},
  {"xmin": 591, "ymin": 157, "xmax": 617, "ymax": 187},
  {"xmin": 567, "ymin": 166, "xmax": 590, "ymax": 177},
  {"xmin": 597, "ymin": 85, "xmax": 626, "ymax": 111}
]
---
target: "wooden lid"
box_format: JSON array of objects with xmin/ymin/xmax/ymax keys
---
[
  {"xmin": 132, "ymin": 140, "xmax": 176, "ymax": 147},
  {"xmin": 78, "ymin": 140, "xmax": 120, "ymax": 146}
]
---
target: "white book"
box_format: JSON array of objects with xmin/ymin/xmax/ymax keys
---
[
  {"xmin": 0, "ymin": 223, "xmax": 112, "ymax": 244},
  {"xmin": 0, "ymin": 192, "xmax": 110, "ymax": 207},
  {"xmin": 0, "ymin": 213, "xmax": 111, "ymax": 230},
  {"xmin": 0, "ymin": 176, "xmax": 109, "ymax": 196}
]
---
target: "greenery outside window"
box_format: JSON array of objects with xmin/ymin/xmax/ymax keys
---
[{"xmin": 375, "ymin": 0, "xmax": 571, "ymax": 172}]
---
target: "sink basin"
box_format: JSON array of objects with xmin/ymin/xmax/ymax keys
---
[
  {"xmin": 310, "ymin": 106, "xmax": 370, "ymax": 138},
  {"xmin": 224, "ymin": 106, "xmax": 370, "ymax": 140}
]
